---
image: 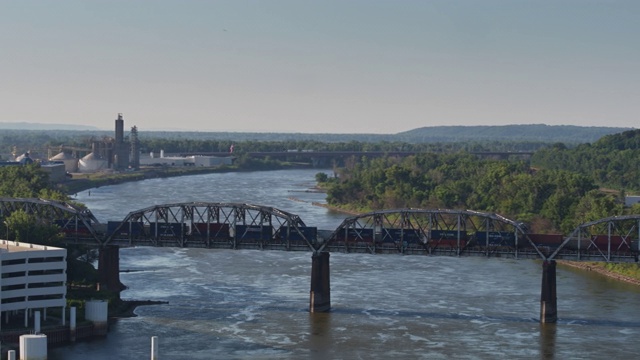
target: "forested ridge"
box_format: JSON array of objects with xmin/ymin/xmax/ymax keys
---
[
  {"xmin": 532, "ymin": 129, "xmax": 640, "ymax": 191},
  {"xmin": 397, "ymin": 124, "xmax": 631, "ymax": 143}
]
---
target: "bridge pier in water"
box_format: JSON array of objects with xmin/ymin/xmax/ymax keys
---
[
  {"xmin": 540, "ymin": 260, "xmax": 558, "ymax": 323},
  {"xmin": 98, "ymin": 245, "xmax": 124, "ymax": 295},
  {"xmin": 310, "ymin": 252, "xmax": 331, "ymax": 313}
]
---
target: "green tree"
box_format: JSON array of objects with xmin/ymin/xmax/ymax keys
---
[{"xmin": 4, "ymin": 209, "xmax": 61, "ymax": 243}]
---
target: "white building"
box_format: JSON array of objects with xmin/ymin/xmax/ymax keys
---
[
  {"xmin": 189, "ymin": 156, "xmax": 233, "ymax": 167},
  {"xmin": 1, "ymin": 240, "xmax": 67, "ymax": 328},
  {"xmin": 625, "ymin": 196, "xmax": 640, "ymax": 207}
]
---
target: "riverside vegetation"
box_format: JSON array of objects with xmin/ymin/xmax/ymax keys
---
[
  {"xmin": 316, "ymin": 129, "xmax": 640, "ymax": 282},
  {"xmin": 1, "ymin": 128, "xmax": 640, "ymax": 303}
]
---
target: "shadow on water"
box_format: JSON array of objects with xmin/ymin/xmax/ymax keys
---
[
  {"xmin": 308, "ymin": 312, "xmax": 333, "ymax": 360},
  {"xmin": 323, "ymin": 306, "xmax": 640, "ymax": 328},
  {"xmin": 540, "ymin": 323, "xmax": 557, "ymax": 360}
]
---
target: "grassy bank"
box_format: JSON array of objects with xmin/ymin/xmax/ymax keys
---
[{"xmin": 558, "ymin": 260, "xmax": 640, "ymax": 286}]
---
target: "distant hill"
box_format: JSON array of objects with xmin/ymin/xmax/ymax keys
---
[
  {"xmin": 0, "ymin": 122, "xmax": 100, "ymax": 131},
  {"xmin": 396, "ymin": 124, "xmax": 633, "ymax": 144},
  {"xmin": 591, "ymin": 129, "xmax": 640, "ymax": 150},
  {"xmin": 0, "ymin": 123, "xmax": 632, "ymax": 145}
]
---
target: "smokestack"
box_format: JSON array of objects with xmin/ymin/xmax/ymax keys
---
[{"xmin": 115, "ymin": 113, "xmax": 124, "ymax": 144}]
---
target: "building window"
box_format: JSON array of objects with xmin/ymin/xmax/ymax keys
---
[{"xmin": 2, "ymin": 259, "xmax": 26, "ymax": 266}]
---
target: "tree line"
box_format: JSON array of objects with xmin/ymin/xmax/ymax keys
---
[
  {"xmin": 320, "ymin": 151, "xmax": 638, "ymax": 234},
  {"xmin": 532, "ymin": 129, "xmax": 640, "ymax": 192},
  {"xmin": 1, "ymin": 129, "xmax": 562, "ymax": 161}
]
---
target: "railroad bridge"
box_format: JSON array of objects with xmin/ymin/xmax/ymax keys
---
[{"xmin": 2, "ymin": 198, "xmax": 639, "ymax": 323}]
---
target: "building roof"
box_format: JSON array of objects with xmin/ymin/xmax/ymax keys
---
[{"xmin": 0, "ymin": 240, "xmax": 64, "ymax": 253}]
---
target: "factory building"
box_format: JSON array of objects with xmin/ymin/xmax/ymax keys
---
[{"xmin": 47, "ymin": 113, "xmax": 139, "ymax": 173}]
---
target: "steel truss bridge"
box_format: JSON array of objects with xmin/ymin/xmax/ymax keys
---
[{"xmin": 1, "ymin": 198, "xmax": 639, "ymax": 263}]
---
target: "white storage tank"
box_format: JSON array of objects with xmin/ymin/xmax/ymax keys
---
[
  {"xmin": 49, "ymin": 151, "xmax": 79, "ymax": 172},
  {"xmin": 78, "ymin": 152, "xmax": 107, "ymax": 173},
  {"xmin": 19, "ymin": 334, "xmax": 48, "ymax": 360},
  {"xmin": 85, "ymin": 299, "xmax": 109, "ymax": 336},
  {"xmin": 85, "ymin": 299, "xmax": 109, "ymax": 323}
]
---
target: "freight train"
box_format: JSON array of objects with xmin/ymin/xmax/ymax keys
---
[
  {"xmin": 71, "ymin": 221, "xmax": 317, "ymax": 243},
  {"xmin": 52, "ymin": 219, "xmax": 638, "ymax": 254},
  {"xmin": 331, "ymin": 228, "xmax": 639, "ymax": 254}
]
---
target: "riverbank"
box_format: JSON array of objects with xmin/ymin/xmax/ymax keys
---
[
  {"xmin": 558, "ymin": 260, "xmax": 640, "ymax": 286},
  {"xmin": 59, "ymin": 163, "xmax": 316, "ymax": 195},
  {"xmin": 59, "ymin": 166, "xmax": 239, "ymax": 195},
  {"xmin": 311, "ymin": 201, "xmax": 363, "ymax": 216}
]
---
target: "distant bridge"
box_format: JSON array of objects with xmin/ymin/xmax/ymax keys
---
[{"xmin": 175, "ymin": 150, "xmax": 535, "ymax": 162}]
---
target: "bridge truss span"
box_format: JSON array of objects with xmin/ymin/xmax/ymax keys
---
[
  {"xmin": 318, "ymin": 208, "xmax": 543, "ymax": 258},
  {"xmin": 0, "ymin": 197, "xmax": 101, "ymax": 244},
  {"xmin": 103, "ymin": 202, "xmax": 317, "ymax": 251},
  {"xmin": 549, "ymin": 215, "xmax": 640, "ymax": 262}
]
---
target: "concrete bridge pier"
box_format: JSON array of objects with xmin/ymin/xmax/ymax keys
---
[
  {"xmin": 310, "ymin": 252, "xmax": 331, "ymax": 313},
  {"xmin": 98, "ymin": 245, "xmax": 125, "ymax": 294},
  {"xmin": 540, "ymin": 260, "xmax": 557, "ymax": 323}
]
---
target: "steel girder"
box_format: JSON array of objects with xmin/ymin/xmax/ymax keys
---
[
  {"xmin": 549, "ymin": 215, "xmax": 640, "ymax": 262},
  {"xmin": 317, "ymin": 208, "xmax": 541, "ymax": 258},
  {"xmin": 103, "ymin": 202, "xmax": 314, "ymax": 250},
  {"xmin": 0, "ymin": 197, "xmax": 101, "ymax": 244}
]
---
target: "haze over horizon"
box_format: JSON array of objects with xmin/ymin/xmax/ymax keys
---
[{"xmin": 2, "ymin": 1, "xmax": 638, "ymax": 134}]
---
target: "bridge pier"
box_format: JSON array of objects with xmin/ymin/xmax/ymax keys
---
[
  {"xmin": 98, "ymin": 245, "xmax": 125, "ymax": 294},
  {"xmin": 310, "ymin": 252, "xmax": 331, "ymax": 313},
  {"xmin": 540, "ymin": 260, "xmax": 557, "ymax": 323}
]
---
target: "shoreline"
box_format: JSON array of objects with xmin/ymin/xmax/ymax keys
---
[
  {"xmin": 60, "ymin": 164, "xmax": 319, "ymax": 195},
  {"xmin": 311, "ymin": 201, "xmax": 363, "ymax": 216},
  {"xmin": 111, "ymin": 299, "xmax": 169, "ymax": 319},
  {"xmin": 557, "ymin": 260, "xmax": 640, "ymax": 286},
  {"xmin": 60, "ymin": 166, "xmax": 240, "ymax": 195}
]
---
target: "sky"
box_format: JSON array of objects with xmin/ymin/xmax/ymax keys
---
[{"xmin": 1, "ymin": 1, "xmax": 638, "ymax": 134}]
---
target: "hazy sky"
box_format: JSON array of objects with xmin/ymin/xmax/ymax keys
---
[{"xmin": 1, "ymin": 1, "xmax": 638, "ymax": 133}]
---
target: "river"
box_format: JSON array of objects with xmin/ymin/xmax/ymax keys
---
[{"xmin": 50, "ymin": 169, "xmax": 640, "ymax": 359}]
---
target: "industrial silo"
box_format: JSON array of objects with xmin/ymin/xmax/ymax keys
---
[
  {"xmin": 78, "ymin": 152, "xmax": 107, "ymax": 173},
  {"xmin": 49, "ymin": 152, "xmax": 79, "ymax": 172}
]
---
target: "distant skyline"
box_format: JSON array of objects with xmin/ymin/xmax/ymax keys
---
[{"xmin": 2, "ymin": 1, "xmax": 638, "ymax": 134}]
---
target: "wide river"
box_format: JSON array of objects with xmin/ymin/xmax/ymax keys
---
[{"xmin": 51, "ymin": 169, "xmax": 640, "ymax": 359}]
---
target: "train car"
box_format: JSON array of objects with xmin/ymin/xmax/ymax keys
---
[
  {"xmin": 280, "ymin": 226, "xmax": 317, "ymax": 242},
  {"xmin": 149, "ymin": 222, "xmax": 186, "ymax": 238},
  {"xmin": 474, "ymin": 231, "xmax": 516, "ymax": 247},
  {"xmin": 335, "ymin": 228, "xmax": 374, "ymax": 243},
  {"xmin": 589, "ymin": 235, "xmax": 631, "ymax": 252},
  {"xmin": 54, "ymin": 219, "xmax": 92, "ymax": 235},
  {"xmin": 526, "ymin": 234, "xmax": 564, "ymax": 249},
  {"xmin": 380, "ymin": 228, "xmax": 423, "ymax": 244},
  {"xmin": 191, "ymin": 223, "xmax": 230, "ymax": 239},
  {"xmin": 524, "ymin": 233, "xmax": 564, "ymax": 255},
  {"xmin": 427, "ymin": 230, "xmax": 468, "ymax": 249},
  {"xmin": 106, "ymin": 221, "xmax": 144, "ymax": 237},
  {"xmin": 235, "ymin": 225, "xmax": 273, "ymax": 241}
]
